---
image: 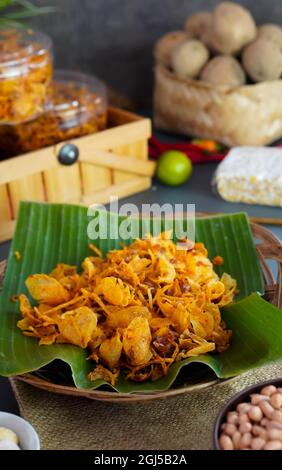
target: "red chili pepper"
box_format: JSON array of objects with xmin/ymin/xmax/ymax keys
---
[
  {"xmin": 149, "ymin": 136, "xmax": 228, "ymax": 165},
  {"xmin": 191, "ymin": 138, "xmax": 225, "ymax": 153},
  {"xmin": 150, "ymin": 137, "xmax": 282, "ymax": 164}
]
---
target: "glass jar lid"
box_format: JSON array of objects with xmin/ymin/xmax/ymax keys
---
[
  {"xmin": 48, "ymin": 70, "xmax": 107, "ymax": 129},
  {"xmin": 0, "ymin": 27, "xmax": 52, "ymax": 78}
]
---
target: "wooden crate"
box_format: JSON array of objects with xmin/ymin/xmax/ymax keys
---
[{"xmin": 0, "ymin": 107, "xmax": 153, "ymax": 242}]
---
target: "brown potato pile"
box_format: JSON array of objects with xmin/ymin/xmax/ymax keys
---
[{"xmin": 154, "ymin": 1, "xmax": 282, "ymax": 87}]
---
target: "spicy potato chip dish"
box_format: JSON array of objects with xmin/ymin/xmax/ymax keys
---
[{"xmin": 17, "ymin": 234, "xmax": 237, "ymax": 385}]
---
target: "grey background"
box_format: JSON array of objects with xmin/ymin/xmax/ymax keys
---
[
  {"xmin": 1, "ymin": 0, "xmax": 282, "ymax": 416},
  {"xmin": 31, "ymin": 0, "xmax": 282, "ymax": 106}
]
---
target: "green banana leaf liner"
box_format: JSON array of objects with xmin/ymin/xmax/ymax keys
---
[{"xmin": 0, "ymin": 201, "xmax": 281, "ymax": 393}]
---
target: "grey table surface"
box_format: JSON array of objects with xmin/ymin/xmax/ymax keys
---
[{"xmin": 0, "ymin": 160, "xmax": 281, "ymax": 416}]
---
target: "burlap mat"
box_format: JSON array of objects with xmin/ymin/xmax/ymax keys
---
[{"xmin": 9, "ymin": 361, "xmax": 282, "ymax": 450}]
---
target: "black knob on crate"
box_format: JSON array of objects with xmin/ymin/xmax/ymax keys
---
[{"xmin": 58, "ymin": 143, "xmax": 79, "ymax": 165}]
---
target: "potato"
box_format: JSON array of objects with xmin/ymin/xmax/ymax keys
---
[
  {"xmin": 25, "ymin": 274, "xmax": 70, "ymax": 305},
  {"xmin": 200, "ymin": 55, "xmax": 246, "ymax": 87},
  {"xmin": 154, "ymin": 31, "xmax": 191, "ymax": 66},
  {"xmin": 258, "ymin": 24, "xmax": 282, "ymax": 48},
  {"xmin": 172, "ymin": 39, "xmax": 209, "ymax": 79},
  {"xmin": 200, "ymin": 26, "xmax": 218, "ymax": 53},
  {"xmin": 184, "ymin": 11, "xmax": 212, "ymax": 39},
  {"xmin": 210, "ymin": 2, "xmax": 257, "ymax": 54},
  {"xmin": 99, "ymin": 333, "xmax": 123, "ymax": 370},
  {"xmin": 242, "ymin": 38, "xmax": 282, "ymax": 82},
  {"xmin": 123, "ymin": 317, "xmax": 152, "ymax": 366},
  {"xmin": 184, "ymin": 11, "xmax": 217, "ymax": 52}
]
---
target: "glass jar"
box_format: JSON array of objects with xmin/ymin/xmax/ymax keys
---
[
  {"xmin": 0, "ymin": 28, "xmax": 53, "ymax": 125},
  {"xmin": 0, "ymin": 70, "xmax": 107, "ymax": 158}
]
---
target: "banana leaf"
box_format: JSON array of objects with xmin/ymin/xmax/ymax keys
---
[{"xmin": 0, "ymin": 201, "xmax": 281, "ymax": 393}]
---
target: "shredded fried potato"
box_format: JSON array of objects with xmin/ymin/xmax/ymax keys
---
[
  {"xmin": 17, "ymin": 234, "xmax": 237, "ymax": 384},
  {"xmin": 0, "ymin": 29, "xmax": 52, "ymax": 125},
  {"xmin": 0, "ymin": 82, "xmax": 107, "ymax": 158}
]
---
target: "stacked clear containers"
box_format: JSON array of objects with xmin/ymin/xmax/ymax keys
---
[{"xmin": 0, "ymin": 28, "xmax": 107, "ymax": 158}]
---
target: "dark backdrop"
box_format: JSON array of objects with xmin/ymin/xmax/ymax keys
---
[{"xmin": 31, "ymin": 0, "xmax": 282, "ymax": 106}]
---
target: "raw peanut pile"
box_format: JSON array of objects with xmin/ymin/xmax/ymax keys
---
[{"xmin": 219, "ymin": 384, "xmax": 282, "ymax": 450}]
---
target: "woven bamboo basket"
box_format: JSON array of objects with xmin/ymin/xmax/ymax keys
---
[
  {"xmin": 1, "ymin": 222, "xmax": 281, "ymax": 403},
  {"xmin": 0, "ymin": 107, "xmax": 153, "ymax": 243},
  {"xmin": 154, "ymin": 62, "xmax": 282, "ymax": 147}
]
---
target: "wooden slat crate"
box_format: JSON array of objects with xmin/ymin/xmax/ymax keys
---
[{"xmin": 0, "ymin": 107, "xmax": 153, "ymax": 242}]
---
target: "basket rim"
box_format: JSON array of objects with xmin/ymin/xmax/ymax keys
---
[
  {"xmin": 3, "ymin": 221, "xmax": 282, "ymax": 402},
  {"xmin": 155, "ymin": 61, "xmax": 282, "ymax": 93}
]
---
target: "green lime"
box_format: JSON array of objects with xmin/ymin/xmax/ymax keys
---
[{"xmin": 156, "ymin": 150, "xmax": 193, "ymax": 186}]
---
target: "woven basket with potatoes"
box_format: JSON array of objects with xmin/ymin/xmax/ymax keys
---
[{"xmin": 154, "ymin": 2, "xmax": 282, "ymax": 146}]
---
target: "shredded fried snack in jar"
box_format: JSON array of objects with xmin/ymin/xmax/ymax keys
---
[
  {"xmin": 0, "ymin": 28, "xmax": 52, "ymax": 125},
  {"xmin": 17, "ymin": 234, "xmax": 237, "ymax": 385},
  {"xmin": 0, "ymin": 69, "xmax": 107, "ymax": 158}
]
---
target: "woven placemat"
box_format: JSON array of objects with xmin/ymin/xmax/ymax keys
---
[{"xmin": 10, "ymin": 361, "xmax": 282, "ymax": 450}]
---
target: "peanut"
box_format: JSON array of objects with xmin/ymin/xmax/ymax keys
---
[
  {"xmin": 225, "ymin": 423, "xmax": 237, "ymax": 436},
  {"xmin": 239, "ymin": 422, "xmax": 252, "ymax": 434},
  {"xmin": 270, "ymin": 393, "xmax": 282, "ymax": 409},
  {"xmin": 271, "ymin": 410, "xmax": 282, "ymax": 424},
  {"xmin": 251, "ymin": 394, "xmax": 269, "ymax": 405},
  {"xmin": 252, "ymin": 425, "xmax": 267, "ymax": 438},
  {"xmin": 264, "ymin": 440, "xmax": 282, "ymax": 450},
  {"xmin": 238, "ymin": 432, "xmax": 252, "ymax": 449},
  {"xmin": 232, "ymin": 431, "xmax": 241, "ymax": 450},
  {"xmin": 227, "ymin": 411, "xmax": 239, "ymax": 425},
  {"xmin": 220, "ymin": 434, "xmax": 234, "ymax": 450},
  {"xmin": 237, "ymin": 403, "xmax": 251, "ymax": 414},
  {"xmin": 238, "ymin": 413, "xmax": 250, "ymax": 424},
  {"xmin": 267, "ymin": 428, "xmax": 282, "ymax": 440},
  {"xmin": 250, "ymin": 437, "xmax": 266, "ymax": 450},
  {"xmin": 261, "ymin": 385, "xmax": 277, "ymax": 396},
  {"xmin": 259, "ymin": 400, "xmax": 275, "ymax": 419},
  {"xmin": 248, "ymin": 406, "xmax": 263, "ymax": 422}
]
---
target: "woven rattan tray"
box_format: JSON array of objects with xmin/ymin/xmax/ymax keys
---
[{"xmin": 1, "ymin": 222, "xmax": 282, "ymax": 402}]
